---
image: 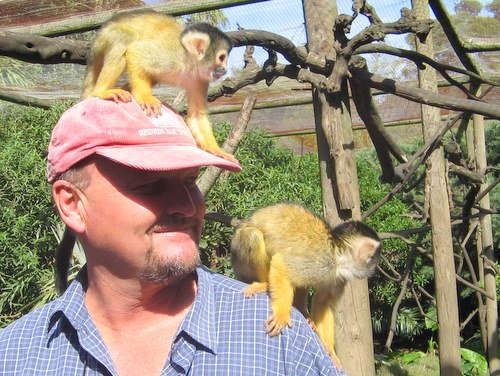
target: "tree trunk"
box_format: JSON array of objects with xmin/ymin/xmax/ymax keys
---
[
  {"xmin": 412, "ymin": 1, "xmax": 461, "ymax": 375},
  {"xmin": 472, "ymin": 111, "xmax": 500, "ymax": 375},
  {"xmin": 302, "ymin": 1, "xmax": 376, "ymax": 374}
]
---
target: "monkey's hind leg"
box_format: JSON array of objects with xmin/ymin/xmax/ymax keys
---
[
  {"xmin": 126, "ymin": 43, "xmax": 162, "ymax": 116},
  {"xmin": 90, "ymin": 47, "xmax": 132, "ymax": 103},
  {"xmin": 185, "ymin": 83, "xmax": 238, "ymax": 163},
  {"xmin": 311, "ymin": 288, "xmax": 342, "ymax": 369},
  {"xmin": 231, "ymin": 226, "xmax": 270, "ymax": 297},
  {"xmin": 266, "ymin": 253, "xmax": 294, "ymax": 336},
  {"xmin": 294, "ymin": 287, "xmax": 316, "ymax": 330}
]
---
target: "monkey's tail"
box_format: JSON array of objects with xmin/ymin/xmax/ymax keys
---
[
  {"xmin": 55, "ymin": 227, "xmax": 76, "ymax": 294},
  {"xmin": 81, "ymin": 44, "xmax": 105, "ymax": 99},
  {"xmin": 81, "ymin": 62, "xmax": 99, "ymax": 99}
]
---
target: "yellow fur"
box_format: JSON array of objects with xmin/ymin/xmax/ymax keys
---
[
  {"xmin": 82, "ymin": 10, "xmax": 235, "ymax": 162},
  {"xmin": 230, "ymin": 203, "xmax": 382, "ymax": 369}
]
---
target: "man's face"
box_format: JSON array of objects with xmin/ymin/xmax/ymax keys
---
[{"xmin": 75, "ymin": 157, "xmax": 205, "ymax": 284}]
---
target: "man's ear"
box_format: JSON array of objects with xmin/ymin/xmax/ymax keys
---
[{"xmin": 52, "ymin": 180, "xmax": 86, "ymax": 234}]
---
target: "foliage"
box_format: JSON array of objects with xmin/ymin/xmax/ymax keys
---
[
  {"xmin": 454, "ymin": 0, "xmax": 483, "ymax": 15},
  {"xmin": 184, "ymin": 10, "xmax": 229, "ymax": 28},
  {"xmin": 485, "ymin": 120, "xmax": 500, "ymax": 251},
  {"xmin": 486, "ymin": 0, "xmax": 500, "ymax": 19},
  {"xmin": 395, "ymin": 307, "xmax": 422, "ymax": 337},
  {"xmin": 421, "ymin": 306, "xmax": 489, "ymax": 375},
  {"xmin": 201, "ymin": 125, "xmax": 322, "ymax": 275},
  {"xmin": 0, "ymin": 106, "xmax": 495, "ymax": 374},
  {"xmin": 0, "ymin": 101, "xmax": 71, "ymax": 326},
  {"xmin": 485, "ymin": 120, "xmax": 500, "ymax": 168},
  {"xmin": 375, "ymin": 348, "xmax": 487, "ymax": 376},
  {"xmin": 461, "ymin": 348, "xmax": 488, "ymax": 375}
]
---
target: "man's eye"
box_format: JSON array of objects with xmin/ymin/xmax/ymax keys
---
[
  {"xmin": 133, "ymin": 181, "xmax": 165, "ymax": 195},
  {"xmin": 185, "ymin": 177, "xmax": 198, "ymax": 186}
]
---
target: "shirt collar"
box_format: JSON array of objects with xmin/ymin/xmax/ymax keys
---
[
  {"xmin": 47, "ymin": 268, "xmax": 92, "ymax": 333},
  {"xmin": 46, "ymin": 266, "xmax": 218, "ymax": 353},
  {"xmin": 176, "ymin": 266, "xmax": 217, "ymax": 354}
]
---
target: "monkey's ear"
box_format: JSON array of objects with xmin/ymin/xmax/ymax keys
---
[
  {"xmin": 356, "ymin": 237, "xmax": 381, "ymax": 265},
  {"xmin": 181, "ymin": 31, "xmax": 210, "ymax": 61}
]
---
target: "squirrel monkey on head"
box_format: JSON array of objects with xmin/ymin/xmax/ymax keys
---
[
  {"xmin": 230, "ymin": 203, "xmax": 381, "ymax": 367},
  {"xmin": 82, "ymin": 10, "xmax": 236, "ymax": 162}
]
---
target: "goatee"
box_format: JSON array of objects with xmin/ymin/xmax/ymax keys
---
[{"xmin": 139, "ymin": 241, "xmax": 201, "ymax": 284}]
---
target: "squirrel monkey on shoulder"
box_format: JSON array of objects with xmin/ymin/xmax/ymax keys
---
[
  {"xmin": 82, "ymin": 10, "xmax": 236, "ymax": 162},
  {"xmin": 230, "ymin": 203, "xmax": 381, "ymax": 367}
]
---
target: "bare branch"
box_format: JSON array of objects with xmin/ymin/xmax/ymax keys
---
[
  {"xmin": 0, "ymin": 89, "xmax": 56, "ymax": 108},
  {"xmin": 349, "ymin": 56, "xmax": 408, "ymax": 183},
  {"xmin": 355, "ymin": 43, "xmax": 499, "ymax": 90},
  {"xmin": 384, "ymin": 248, "xmax": 417, "ymax": 351},
  {"xmin": 462, "ymin": 42, "xmax": 500, "ymax": 53},
  {"xmin": 197, "ymin": 95, "xmax": 256, "ymax": 196},
  {"xmin": 347, "ymin": 8, "xmax": 435, "ymax": 55},
  {"xmin": 429, "ymin": 0, "xmax": 481, "ymax": 75},
  {"xmin": 227, "ymin": 30, "xmax": 308, "ymax": 66},
  {"xmin": 350, "ymin": 67, "xmax": 500, "ymax": 119},
  {"xmin": 0, "ymin": 30, "xmax": 88, "ymax": 64}
]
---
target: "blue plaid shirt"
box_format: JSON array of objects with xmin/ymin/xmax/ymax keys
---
[{"xmin": 0, "ymin": 266, "xmax": 344, "ymax": 375}]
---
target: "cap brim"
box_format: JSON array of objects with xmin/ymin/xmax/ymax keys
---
[{"xmin": 95, "ymin": 144, "xmax": 242, "ymax": 172}]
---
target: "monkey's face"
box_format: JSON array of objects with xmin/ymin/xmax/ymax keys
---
[
  {"xmin": 211, "ymin": 50, "xmax": 229, "ymax": 80},
  {"xmin": 336, "ymin": 237, "xmax": 381, "ymax": 281},
  {"xmin": 199, "ymin": 47, "xmax": 230, "ymax": 82}
]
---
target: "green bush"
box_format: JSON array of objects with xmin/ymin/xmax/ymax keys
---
[
  {"xmin": 2, "ymin": 105, "xmax": 493, "ymax": 366},
  {"xmin": 0, "ymin": 107, "xmax": 424, "ymax": 333},
  {"xmin": 202, "ymin": 125, "xmax": 322, "ymax": 275},
  {"xmin": 0, "ymin": 102, "xmax": 71, "ymax": 325}
]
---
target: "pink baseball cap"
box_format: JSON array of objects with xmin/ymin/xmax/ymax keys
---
[{"xmin": 47, "ymin": 98, "xmax": 241, "ymax": 182}]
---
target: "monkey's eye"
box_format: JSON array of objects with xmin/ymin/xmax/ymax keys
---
[{"xmin": 218, "ymin": 53, "xmax": 227, "ymax": 64}]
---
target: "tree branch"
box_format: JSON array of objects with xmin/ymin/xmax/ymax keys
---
[
  {"xmin": 0, "ymin": 30, "xmax": 88, "ymax": 64},
  {"xmin": 197, "ymin": 95, "xmax": 256, "ymax": 196},
  {"xmin": 355, "ymin": 43, "xmax": 499, "ymax": 92},
  {"xmin": 349, "ymin": 56, "xmax": 408, "ymax": 183},
  {"xmin": 349, "ymin": 66, "xmax": 500, "ymax": 119}
]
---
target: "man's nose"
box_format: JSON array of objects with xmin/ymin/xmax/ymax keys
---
[{"xmin": 163, "ymin": 181, "xmax": 197, "ymax": 217}]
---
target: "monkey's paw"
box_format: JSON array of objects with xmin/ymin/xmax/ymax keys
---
[
  {"xmin": 328, "ymin": 350, "xmax": 343, "ymax": 371},
  {"xmin": 306, "ymin": 317, "xmax": 317, "ymax": 332},
  {"xmin": 94, "ymin": 89, "xmax": 132, "ymax": 103},
  {"xmin": 134, "ymin": 94, "xmax": 162, "ymax": 117},
  {"xmin": 243, "ymin": 282, "xmax": 268, "ymax": 298},
  {"xmin": 265, "ymin": 313, "xmax": 292, "ymax": 337}
]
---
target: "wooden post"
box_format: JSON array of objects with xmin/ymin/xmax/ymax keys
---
[
  {"xmin": 472, "ymin": 110, "xmax": 500, "ymax": 374},
  {"xmin": 412, "ymin": 1, "xmax": 461, "ymax": 374},
  {"xmin": 302, "ymin": 1, "xmax": 376, "ymax": 374}
]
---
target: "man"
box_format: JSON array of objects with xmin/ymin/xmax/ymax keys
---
[{"xmin": 0, "ymin": 98, "xmax": 344, "ymax": 375}]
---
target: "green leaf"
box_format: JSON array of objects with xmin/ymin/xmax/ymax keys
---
[
  {"xmin": 460, "ymin": 348, "xmax": 487, "ymax": 374},
  {"xmin": 397, "ymin": 351, "xmax": 426, "ymax": 364}
]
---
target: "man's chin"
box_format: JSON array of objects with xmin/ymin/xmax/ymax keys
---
[{"xmin": 140, "ymin": 251, "xmax": 200, "ymax": 284}]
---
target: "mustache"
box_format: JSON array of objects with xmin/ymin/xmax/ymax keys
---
[{"xmin": 148, "ymin": 216, "xmax": 199, "ymax": 233}]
